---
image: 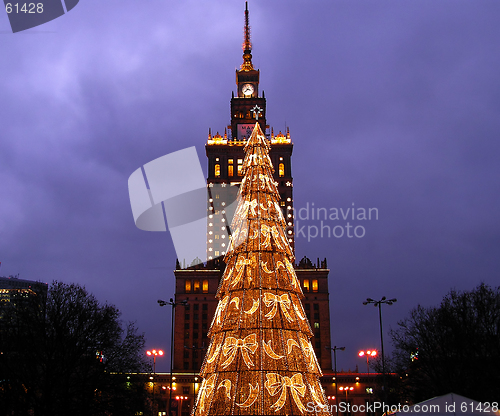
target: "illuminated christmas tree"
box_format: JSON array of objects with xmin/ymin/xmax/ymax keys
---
[{"xmin": 193, "ymin": 118, "xmax": 331, "ymax": 415}]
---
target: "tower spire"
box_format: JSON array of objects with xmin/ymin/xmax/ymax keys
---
[{"xmin": 241, "ymin": 1, "xmax": 254, "ymax": 71}]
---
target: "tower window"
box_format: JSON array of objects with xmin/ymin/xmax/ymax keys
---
[
  {"xmin": 194, "ymin": 280, "xmax": 200, "ymax": 292},
  {"xmin": 312, "ymin": 279, "xmax": 318, "ymax": 292},
  {"xmin": 303, "ymin": 280, "xmax": 310, "ymax": 292},
  {"xmin": 237, "ymin": 159, "xmax": 243, "ymax": 176},
  {"xmin": 202, "ymin": 280, "xmax": 209, "ymax": 293},
  {"xmin": 185, "ymin": 280, "xmax": 192, "ymax": 293},
  {"xmin": 228, "ymin": 165, "xmax": 233, "ymax": 176},
  {"xmin": 215, "ymin": 164, "xmax": 220, "ymax": 177},
  {"xmin": 279, "ymin": 163, "xmax": 285, "ymax": 177}
]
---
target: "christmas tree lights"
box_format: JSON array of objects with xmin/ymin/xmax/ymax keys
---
[{"xmin": 193, "ymin": 122, "xmax": 331, "ymax": 415}]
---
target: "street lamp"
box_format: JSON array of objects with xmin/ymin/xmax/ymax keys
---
[
  {"xmin": 158, "ymin": 298, "xmax": 188, "ymax": 416},
  {"xmin": 175, "ymin": 395, "xmax": 189, "ymax": 415},
  {"xmin": 146, "ymin": 349, "xmax": 164, "ymax": 411},
  {"xmin": 358, "ymin": 350, "xmax": 377, "ymax": 374},
  {"xmin": 326, "ymin": 345, "xmax": 345, "ymax": 416},
  {"xmin": 363, "ymin": 296, "xmax": 396, "ymax": 399},
  {"xmin": 338, "ymin": 386, "xmax": 354, "ymax": 404}
]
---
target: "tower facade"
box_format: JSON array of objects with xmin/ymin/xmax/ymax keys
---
[{"xmin": 172, "ymin": 4, "xmax": 332, "ymax": 401}]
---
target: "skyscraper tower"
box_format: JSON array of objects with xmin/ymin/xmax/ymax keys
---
[{"xmin": 206, "ymin": 2, "xmax": 294, "ymax": 260}]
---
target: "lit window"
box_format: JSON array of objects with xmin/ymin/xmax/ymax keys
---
[
  {"xmin": 303, "ymin": 280, "xmax": 310, "ymax": 292},
  {"xmin": 228, "ymin": 165, "xmax": 233, "ymax": 176},
  {"xmin": 279, "ymin": 163, "xmax": 285, "ymax": 177},
  {"xmin": 237, "ymin": 159, "xmax": 243, "ymax": 176},
  {"xmin": 215, "ymin": 235, "xmax": 219, "ymax": 239},
  {"xmin": 312, "ymin": 279, "xmax": 318, "ymax": 292},
  {"xmin": 185, "ymin": 280, "xmax": 192, "ymax": 293},
  {"xmin": 215, "ymin": 164, "xmax": 220, "ymax": 177},
  {"xmin": 194, "ymin": 280, "xmax": 200, "ymax": 292},
  {"xmin": 314, "ymin": 322, "xmax": 320, "ymax": 329},
  {"xmin": 215, "ymin": 251, "xmax": 219, "ymax": 256}
]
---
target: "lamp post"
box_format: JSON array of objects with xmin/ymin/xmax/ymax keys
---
[
  {"xmin": 326, "ymin": 345, "xmax": 345, "ymax": 416},
  {"xmin": 358, "ymin": 350, "xmax": 377, "ymax": 374},
  {"xmin": 158, "ymin": 298, "xmax": 188, "ymax": 416},
  {"xmin": 175, "ymin": 395, "xmax": 188, "ymax": 415},
  {"xmin": 363, "ymin": 296, "xmax": 396, "ymax": 400},
  {"xmin": 146, "ymin": 349, "xmax": 164, "ymax": 412},
  {"xmin": 339, "ymin": 386, "xmax": 354, "ymax": 405}
]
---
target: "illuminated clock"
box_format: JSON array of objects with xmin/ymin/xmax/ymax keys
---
[{"xmin": 242, "ymin": 83, "xmax": 254, "ymax": 96}]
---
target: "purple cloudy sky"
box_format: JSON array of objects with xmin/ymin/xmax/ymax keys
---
[{"xmin": 1, "ymin": 0, "xmax": 500, "ymax": 373}]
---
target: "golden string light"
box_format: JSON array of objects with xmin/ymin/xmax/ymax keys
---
[{"xmin": 192, "ymin": 122, "xmax": 330, "ymax": 415}]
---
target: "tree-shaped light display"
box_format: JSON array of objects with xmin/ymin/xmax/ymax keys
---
[{"xmin": 193, "ymin": 121, "xmax": 331, "ymax": 415}]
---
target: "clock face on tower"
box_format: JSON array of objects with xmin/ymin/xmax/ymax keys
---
[{"xmin": 242, "ymin": 83, "xmax": 254, "ymax": 96}]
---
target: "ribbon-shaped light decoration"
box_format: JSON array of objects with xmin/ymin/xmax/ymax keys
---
[
  {"xmin": 244, "ymin": 298, "xmax": 259, "ymax": 315},
  {"xmin": 231, "ymin": 255, "xmax": 256, "ymax": 287},
  {"xmin": 309, "ymin": 384, "xmax": 325, "ymax": 407},
  {"xmin": 300, "ymin": 337, "xmax": 320, "ymax": 372},
  {"xmin": 293, "ymin": 302, "xmax": 307, "ymax": 321},
  {"xmin": 221, "ymin": 333, "xmax": 258, "ymax": 369},
  {"xmin": 206, "ymin": 342, "xmax": 222, "ymax": 364},
  {"xmin": 265, "ymin": 373, "xmax": 306, "ymax": 413},
  {"xmin": 229, "ymin": 226, "xmax": 248, "ymax": 252},
  {"xmin": 258, "ymin": 172, "xmax": 271, "ymax": 190},
  {"xmin": 197, "ymin": 374, "xmax": 216, "ymax": 414},
  {"xmin": 217, "ymin": 379, "xmax": 232, "ymax": 400},
  {"xmin": 237, "ymin": 198, "xmax": 258, "ymax": 218},
  {"xmin": 213, "ymin": 295, "xmax": 229, "ymax": 325},
  {"xmin": 263, "ymin": 292, "xmax": 294, "ymax": 322},
  {"xmin": 273, "ymin": 200, "xmax": 286, "ymax": 222},
  {"xmin": 277, "ymin": 258, "xmax": 301, "ymax": 290},
  {"xmin": 236, "ymin": 383, "xmax": 259, "ymax": 408},
  {"xmin": 261, "ymin": 224, "xmax": 285, "ymax": 250}
]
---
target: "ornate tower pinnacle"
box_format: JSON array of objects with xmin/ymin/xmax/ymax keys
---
[{"xmin": 241, "ymin": 1, "xmax": 254, "ymax": 71}]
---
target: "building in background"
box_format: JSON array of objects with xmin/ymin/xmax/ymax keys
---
[{"xmin": 0, "ymin": 275, "xmax": 48, "ymax": 321}]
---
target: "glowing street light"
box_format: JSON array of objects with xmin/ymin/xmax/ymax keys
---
[
  {"xmin": 326, "ymin": 345, "xmax": 345, "ymax": 416},
  {"xmin": 338, "ymin": 386, "xmax": 354, "ymax": 402},
  {"xmin": 175, "ymin": 396, "xmax": 189, "ymax": 414},
  {"xmin": 158, "ymin": 298, "xmax": 188, "ymax": 416},
  {"xmin": 146, "ymin": 349, "xmax": 164, "ymax": 410},
  {"xmin": 358, "ymin": 349, "xmax": 377, "ymax": 374}
]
